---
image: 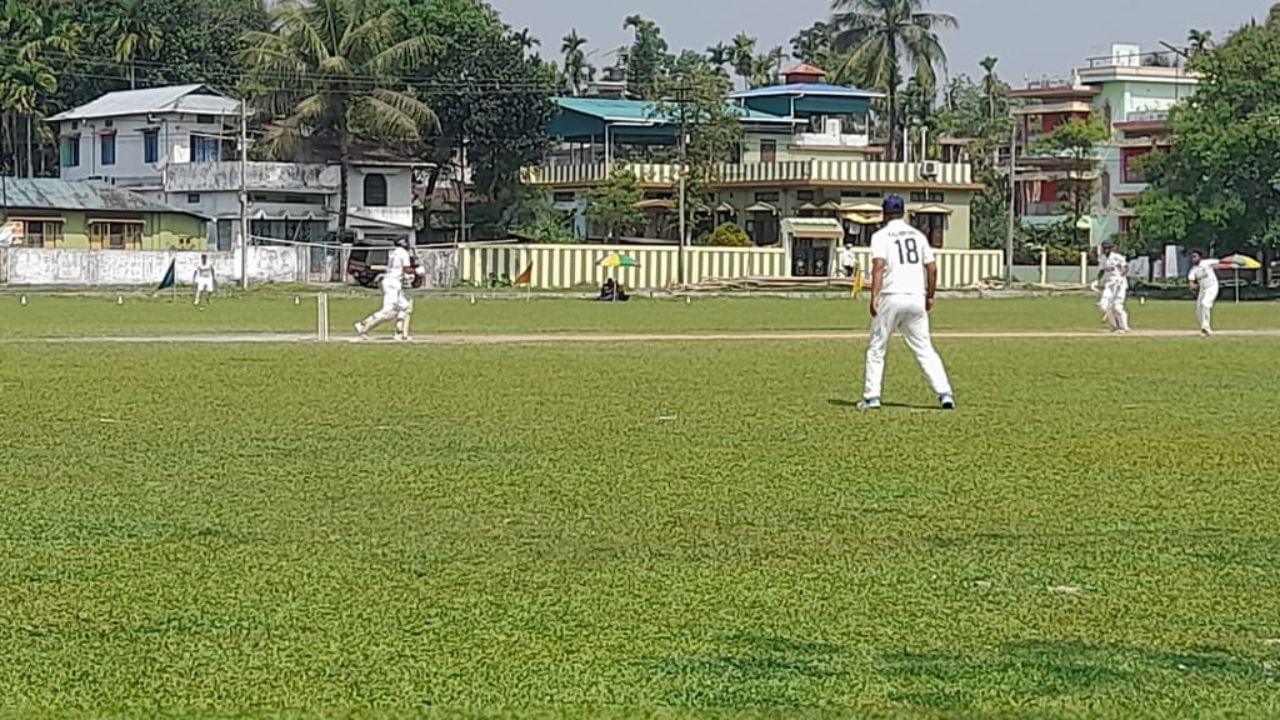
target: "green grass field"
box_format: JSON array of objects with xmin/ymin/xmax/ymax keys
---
[
  {"xmin": 2, "ymin": 297, "xmax": 1279, "ymax": 717},
  {"xmin": 2, "ymin": 293, "xmax": 1279, "ymax": 338}
]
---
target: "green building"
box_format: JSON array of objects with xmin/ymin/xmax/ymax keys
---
[
  {"xmin": 524, "ymin": 65, "xmax": 983, "ymax": 277},
  {"xmin": 1, "ymin": 178, "xmax": 207, "ymax": 250}
]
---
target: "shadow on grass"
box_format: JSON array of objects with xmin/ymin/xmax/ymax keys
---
[
  {"xmin": 647, "ymin": 633, "xmax": 848, "ymax": 707},
  {"xmin": 881, "ymin": 640, "xmax": 1258, "ymax": 712},
  {"xmin": 827, "ymin": 398, "xmax": 947, "ymax": 412}
]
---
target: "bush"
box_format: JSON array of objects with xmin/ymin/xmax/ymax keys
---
[{"xmin": 699, "ymin": 222, "xmax": 752, "ymax": 247}]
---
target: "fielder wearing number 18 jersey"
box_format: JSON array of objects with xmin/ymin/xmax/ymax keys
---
[{"xmin": 858, "ymin": 195, "xmax": 955, "ymax": 410}]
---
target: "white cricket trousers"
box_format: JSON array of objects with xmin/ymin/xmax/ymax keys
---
[
  {"xmin": 1197, "ymin": 286, "xmax": 1219, "ymax": 332},
  {"xmin": 362, "ymin": 281, "xmax": 412, "ymax": 330},
  {"xmin": 863, "ymin": 294, "xmax": 953, "ymax": 400},
  {"xmin": 1099, "ymin": 282, "xmax": 1130, "ymax": 331}
]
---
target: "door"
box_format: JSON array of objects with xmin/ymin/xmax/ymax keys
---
[{"xmin": 791, "ymin": 238, "xmax": 830, "ymax": 277}]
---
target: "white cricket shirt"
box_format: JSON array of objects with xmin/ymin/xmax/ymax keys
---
[
  {"xmin": 870, "ymin": 219, "xmax": 934, "ymax": 296},
  {"xmin": 1188, "ymin": 259, "xmax": 1219, "ymax": 294},
  {"xmin": 383, "ymin": 247, "xmax": 412, "ymax": 288},
  {"xmin": 1101, "ymin": 251, "xmax": 1128, "ymax": 287},
  {"xmin": 839, "ymin": 247, "xmax": 858, "ymax": 268}
]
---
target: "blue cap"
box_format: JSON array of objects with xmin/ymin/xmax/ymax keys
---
[{"xmin": 882, "ymin": 195, "xmax": 905, "ymax": 213}]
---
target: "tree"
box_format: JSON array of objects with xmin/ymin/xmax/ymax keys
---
[
  {"xmin": 701, "ymin": 222, "xmax": 751, "ymax": 247},
  {"xmin": 561, "ymin": 30, "xmax": 593, "ymax": 96},
  {"xmin": 730, "ymin": 33, "xmax": 757, "ymax": 89},
  {"xmin": 749, "ymin": 46, "xmax": 785, "ymax": 88},
  {"xmin": 830, "ymin": 0, "xmax": 958, "ymax": 160},
  {"xmin": 1137, "ymin": 17, "xmax": 1280, "ymax": 251},
  {"xmin": 513, "ymin": 28, "xmax": 540, "ymax": 56},
  {"xmin": 979, "ymin": 56, "xmax": 999, "ymax": 119},
  {"xmin": 1188, "ymin": 29, "xmax": 1214, "ymax": 55},
  {"xmin": 585, "ymin": 166, "xmax": 646, "ymax": 240},
  {"xmin": 790, "ymin": 21, "xmax": 835, "ymax": 65},
  {"xmin": 240, "ymin": 0, "xmax": 438, "ymax": 244},
  {"xmin": 623, "ymin": 15, "xmax": 671, "ymax": 99},
  {"xmin": 107, "ymin": 0, "xmax": 162, "ymax": 89},
  {"xmin": 653, "ymin": 65, "xmax": 744, "ymax": 243},
  {"xmin": 706, "ymin": 42, "xmax": 732, "ymax": 78},
  {"xmin": 1031, "ymin": 116, "xmax": 1111, "ymax": 238},
  {"xmin": 390, "ymin": 0, "xmax": 556, "ymax": 238}
]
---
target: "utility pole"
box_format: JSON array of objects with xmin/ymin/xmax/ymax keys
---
[
  {"xmin": 458, "ymin": 138, "xmax": 468, "ymax": 247},
  {"xmin": 673, "ymin": 82, "xmax": 691, "ymax": 287},
  {"xmin": 239, "ymin": 98, "xmax": 250, "ymax": 290},
  {"xmin": 1005, "ymin": 121, "xmax": 1018, "ymax": 284}
]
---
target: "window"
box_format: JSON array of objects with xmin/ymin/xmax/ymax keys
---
[
  {"xmin": 191, "ymin": 134, "xmax": 221, "ymax": 163},
  {"xmin": 909, "ymin": 191, "xmax": 927, "ymax": 202},
  {"xmin": 19, "ymin": 220, "xmax": 64, "ymax": 248},
  {"xmin": 196, "ymin": 114, "xmax": 215, "ymax": 124},
  {"xmin": 911, "ymin": 213, "xmax": 946, "ymax": 248},
  {"xmin": 187, "ymin": 194, "xmax": 201, "ymax": 204},
  {"xmin": 70, "ymin": 121, "xmax": 79, "ymax": 130},
  {"xmin": 759, "ymin": 139, "xmax": 777, "ymax": 163},
  {"xmin": 796, "ymin": 190, "xmax": 815, "ymax": 202},
  {"xmin": 363, "ymin": 173, "xmax": 388, "ymax": 207},
  {"xmin": 216, "ymin": 220, "xmax": 235, "ymax": 251},
  {"xmin": 143, "ymin": 130, "xmax": 159, "ymax": 164},
  {"xmin": 101, "ymin": 133, "xmax": 116, "ymax": 166},
  {"xmin": 104, "ymin": 119, "xmax": 114, "ymax": 128},
  {"xmin": 89, "ymin": 221, "xmax": 143, "ymax": 250},
  {"xmin": 754, "ymin": 191, "xmax": 780, "ymax": 203},
  {"xmin": 928, "ymin": 192, "xmax": 944, "ymax": 202},
  {"xmin": 61, "ymin": 137, "xmax": 80, "ymax": 168}
]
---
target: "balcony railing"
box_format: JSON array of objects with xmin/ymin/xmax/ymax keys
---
[
  {"xmin": 522, "ymin": 160, "xmax": 974, "ymax": 188},
  {"xmin": 1123, "ymin": 109, "xmax": 1170, "ymax": 123},
  {"xmin": 349, "ymin": 205, "xmax": 413, "ymax": 228}
]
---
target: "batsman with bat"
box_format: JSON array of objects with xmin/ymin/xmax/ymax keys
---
[{"xmin": 355, "ymin": 236, "xmax": 426, "ymax": 342}]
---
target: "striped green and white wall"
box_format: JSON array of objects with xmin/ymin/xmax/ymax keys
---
[{"xmin": 458, "ymin": 243, "xmax": 1004, "ymax": 290}]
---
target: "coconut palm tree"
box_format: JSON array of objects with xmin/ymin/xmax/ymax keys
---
[
  {"xmin": 1187, "ymin": 29, "xmax": 1213, "ymax": 55},
  {"xmin": 979, "ymin": 56, "xmax": 999, "ymax": 119},
  {"xmin": 730, "ymin": 33, "xmax": 757, "ymax": 89},
  {"xmin": 750, "ymin": 46, "xmax": 785, "ymax": 88},
  {"xmin": 561, "ymin": 30, "xmax": 593, "ymax": 95},
  {"xmin": 513, "ymin": 28, "xmax": 540, "ymax": 56},
  {"xmin": 707, "ymin": 42, "xmax": 732, "ymax": 78},
  {"xmin": 830, "ymin": 0, "xmax": 958, "ymax": 160},
  {"xmin": 107, "ymin": 0, "xmax": 162, "ymax": 89},
  {"xmin": 240, "ymin": 0, "xmax": 439, "ymax": 244}
]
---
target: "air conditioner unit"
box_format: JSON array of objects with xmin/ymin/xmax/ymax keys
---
[{"xmin": 920, "ymin": 160, "xmax": 942, "ymax": 178}]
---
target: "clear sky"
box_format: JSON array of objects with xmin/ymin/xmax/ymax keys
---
[{"xmin": 487, "ymin": 0, "xmax": 1272, "ymax": 86}]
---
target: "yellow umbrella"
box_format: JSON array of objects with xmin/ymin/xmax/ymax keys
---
[{"xmin": 1217, "ymin": 254, "xmax": 1262, "ymax": 303}]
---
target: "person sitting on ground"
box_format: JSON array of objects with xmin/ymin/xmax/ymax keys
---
[{"xmin": 598, "ymin": 277, "xmax": 630, "ymax": 302}]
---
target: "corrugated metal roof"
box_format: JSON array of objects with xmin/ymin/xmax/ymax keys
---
[
  {"xmin": 47, "ymin": 84, "xmax": 241, "ymax": 122},
  {"xmin": 553, "ymin": 97, "xmax": 796, "ymax": 124},
  {"xmin": 730, "ymin": 83, "xmax": 884, "ymax": 100},
  {"xmin": 0, "ymin": 178, "xmax": 208, "ymax": 219}
]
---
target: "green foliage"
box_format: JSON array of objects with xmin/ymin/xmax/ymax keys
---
[
  {"xmin": 652, "ymin": 67, "xmax": 744, "ymax": 240},
  {"xmin": 1031, "ymin": 116, "xmax": 1111, "ymax": 227},
  {"xmin": 2, "ymin": 299, "xmax": 1280, "ymax": 714},
  {"xmin": 700, "ymin": 222, "xmax": 752, "ymax": 247},
  {"xmin": 1138, "ymin": 16, "xmax": 1280, "ymax": 250},
  {"xmin": 390, "ymin": 0, "xmax": 556, "ymax": 199},
  {"xmin": 509, "ymin": 190, "xmax": 577, "ymax": 244},
  {"xmin": 560, "ymin": 29, "xmax": 593, "ymax": 96},
  {"xmin": 830, "ymin": 0, "xmax": 958, "ymax": 159},
  {"xmin": 584, "ymin": 166, "xmax": 646, "ymax": 240},
  {"xmin": 790, "ymin": 21, "xmax": 837, "ymax": 65},
  {"xmin": 622, "ymin": 15, "xmax": 672, "ymax": 99}
]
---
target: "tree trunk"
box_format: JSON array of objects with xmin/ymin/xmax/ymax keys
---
[{"xmin": 336, "ymin": 136, "xmax": 351, "ymax": 282}]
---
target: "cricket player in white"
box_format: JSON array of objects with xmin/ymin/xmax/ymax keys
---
[
  {"xmin": 193, "ymin": 254, "xmax": 216, "ymax": 305},
  {"xmin": 838, "ymin": 243, "xmax": 859, "ymax": 278},
  {"xmin": 1095, "ymin": 240, "xmax": 1131, "ymax": 334},
  {"xmin": 355, "ymin": 237, "xmax": 424, "ymax": 341},
  {"xmin": 1187, "ymin": 250, "xmax": 1219, "ymax": 335},
  {"xmin": 859, "ymin": 195, "xmax": 955, "ymax": 410}
]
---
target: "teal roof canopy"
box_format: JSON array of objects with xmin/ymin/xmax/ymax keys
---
[{"xmin": 548, "ymin": 97, "xmax": 799, "ymax": 140}]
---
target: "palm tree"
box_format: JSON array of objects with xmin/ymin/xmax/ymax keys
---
[
  {"xmin": 561, "ymin": 30, "xmax": 593, "ymax": 95},
  {"xmin": 107, "ymin": 0, "xmax": 162, "ymax": 89},
  {"xmin": 1187, "ymin": 29, "xmax": 1213, "ymax": 55},
  {"xmin": 831, "ymin": 0, "xmax": 958, "ymax": 160},
  {"xmin": 979, "ymin": 56, "xmax": 999, "ymax": 119},
  {"xmin": 514, "ymin": 28, "xmax": 540, "ymax": 56},
  {"xmin": 707, "ymin": 42, "xmax": 732, "ymax": 77},
  {"xmin": 240, "ymin": 0, "xmax": 439, "ymax": 245},
  {"xmin": 750, "ymin": 46, "xmax": 785, "ymax": 88},
  {"xmin": 730, "ymin": 33, "xmax": 757, "ymax": 89}
]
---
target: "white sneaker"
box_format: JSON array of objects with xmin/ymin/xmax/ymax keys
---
[
  {"xmin": 354, "ymin": 322, "xmax": 368, "ymax": 339},
  {"xmin": 394, "ymin": 334, "xmax": 411, "ymax": 342}
]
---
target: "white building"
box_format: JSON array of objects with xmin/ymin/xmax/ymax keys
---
[{"xmin": 48, "ymin": 84, "xmax": 419, "ymax": 249}]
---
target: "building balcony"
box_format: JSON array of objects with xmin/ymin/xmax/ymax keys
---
[
  {"xmin": 1012, "ymin": 101, "xmax": 1094, "ymax": 116},
  {"xmin": 1022, "ymin": 201, "xmax": 1068, "ymax": 217},
  {"xmin": 349, "ymin": 205, "xmax": 413, "ymax": 228},
  {"xmin": 521, "ymin": 159, "xmax": 976, "ymax": 190},
  {"xmin": 165, "ymin": 162, "xmax": 340, "ymax": 194}
]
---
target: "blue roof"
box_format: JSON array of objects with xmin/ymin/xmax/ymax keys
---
[
  {"xmin": 730, "ymin": 83, "xmax": 884, "ymax": 100},
  {"xmin": 552, "ymin": 97, "xmax": 798, "ymax": 124}
]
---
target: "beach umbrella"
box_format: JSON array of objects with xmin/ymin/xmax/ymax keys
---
[
  {"xmin": 596, "ymin": 253, "xmax": 639, "ymax": 301},
  {"xmin": 1217, "ymin": 254, "xmax": 1262, "ymax": 303}
]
